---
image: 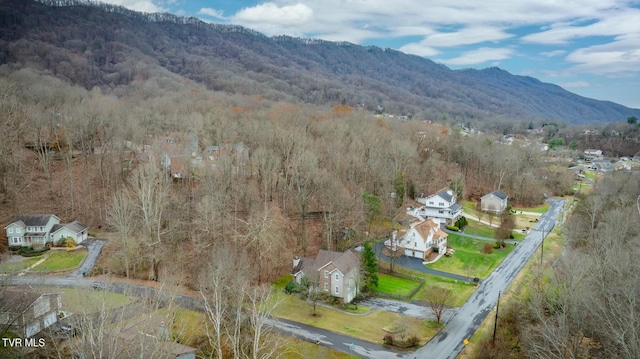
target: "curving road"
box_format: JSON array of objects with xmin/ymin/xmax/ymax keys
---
[{"xmin": 5, "ymin": 199, "xmax": 566, "ymax": 359}]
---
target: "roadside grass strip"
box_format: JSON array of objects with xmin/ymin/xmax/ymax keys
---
[
  {"xmin": 272, "ymin": 292, "xmax": 436, "ymax": 345},
  {"xmin": 33, "ymin": 250, "xmax": 87, "ymax": 272},
  {"xmin": 427, "ymin": 234, "xmax": 514, "ymax": 279},
  {"xmin": 512, "ymin": 202, "xmax": 550, "ymax": 214},
  {"xmin": 40, "ymin": 286, "xmax": 134, "ymax": 313},
  {"xmin": 283, "ymin": 339, "xmax": 352, "ymax": 359},
  {"xmin": 374, "ymin": 273, "xmax": 422, "ymax": 297}
]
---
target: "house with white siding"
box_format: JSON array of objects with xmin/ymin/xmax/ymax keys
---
[
  {"xmin": 413, "ymin": 188, "xmax": 462, "ymax": 225},
  {"xmin": 391, "ymin": 219, "xmax": 448, "ymax": 260},
  {"xmin": 5, "ymin": 214, "xmax": 88, "ymax": 247}
]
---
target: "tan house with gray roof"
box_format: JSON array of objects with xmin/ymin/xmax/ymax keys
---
[{"xmin": 292, "ymin": 250, "xmax": 360, "ymax": 303}]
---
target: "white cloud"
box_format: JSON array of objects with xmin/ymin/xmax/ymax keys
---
[
  {"xmin": 398, "ymin": 43, "xmax": 440, "ymax": 57},
  {"xmin": 540, "ymin": 50, "xmax": 566, "ymax": 57},
  {"xmin": 97, "ymin": 0, "xmax": 165, "ymax": 13},
  {"xmin": 233, "ymin": 3, "xmax": 313, "ymax": 33},
  {"xmin": 565, "ymin": 36, "xmax": 640, "ymax": 76},
  {"xmin": 439, "ymin": 47, "xmax": 515, "ymax": 66},
  {"xmin": 198, "ymin": 8, "xmax": 225, "ymax": 19}
]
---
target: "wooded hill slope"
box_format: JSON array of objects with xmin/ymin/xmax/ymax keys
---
[{"xmin": 1, "ymin": 0, "xmax": 639, "ymax": 124}]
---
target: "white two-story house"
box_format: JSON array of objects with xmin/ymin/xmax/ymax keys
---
[
  {"xmin": 392, "ymin": 219, "xmax": 448, "ymax": 260},
  {"xmin": 5, "ymin": 214, "xmax": 88, "ymax": 247},
  {"xmin": 413, "ymin": 188, "xmax": 462, "ymax": 225}
]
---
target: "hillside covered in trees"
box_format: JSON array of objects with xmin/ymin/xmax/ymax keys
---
[{"xmin": 1, "ymin": 0, "xmax": 640, "ymax": 124}]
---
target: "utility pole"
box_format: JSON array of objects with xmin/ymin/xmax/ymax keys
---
[
  {"xmin": 492, "ymin": 290, "xmax": 501, "ymax": 346},
  {"xmin": 540, "ymin": 226, "xmax": 545, "ymax": 267}
]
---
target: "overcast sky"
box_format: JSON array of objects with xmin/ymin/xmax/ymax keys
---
[{"xmin": 99, "ymin": 0, "xmax": 640, "ymax": 109}]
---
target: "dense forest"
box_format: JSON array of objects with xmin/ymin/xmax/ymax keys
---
[
  {"xmin": 1, "ymin": 0, "xmax": 640, "ymax": 124},
  {"xmin": 0, "ymin": 66, "xmax": 573, "ymax": 284}
]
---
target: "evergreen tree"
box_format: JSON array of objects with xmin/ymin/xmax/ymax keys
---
[{"xmin": 361, "ymin": 241, "xmax": 379, "ymax": 290}]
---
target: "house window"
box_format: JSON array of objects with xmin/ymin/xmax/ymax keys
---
[
  {"xmin": 428, "ymin": 201, "xmax": 434, "ymax": 205},
  {"xmin": 8, "ymin": 228, "xmax": 13, "ymax": 234},
  {"xmin": 335, "ymin": 286, "xmax": 339, "ymax": 295},
  {"xmin": 439, "ymin": 202, "xmax": 444, "ymax": 206},
  {"xmin": 16, "ymin": 228, "xmax": 21, "ymax": 233},
  {"xmin": 40, "ymin": 227, "xmax": 44, "ymax": 231},
  {"xmin": 324, "ymin": 271, "xmax": 329, "ymax": 278},
  {"xmin": 324, "ymin": 283, "xmax": 328, "ymax": 291},
  {"xmin": 335, "ymin": 273, "xmax": 339, "ymax": 281}
]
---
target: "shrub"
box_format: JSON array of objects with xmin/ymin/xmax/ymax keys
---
[
  {"xmin": 447, "ymin": 225, "xmax": 459, "ymax": 231},
  {"xmin": 492, "ymin": 242, "xmax": 501, "ymax": 249},
  {"xmin": 383, "ymin": 334, "xmax": 394, "ymax": 345},
  {"xmin": 509, "ymin": 234, "xmax": 514, "ymax": 239},
  {"xmin": 407, "ymin": 335, "xmax": 420, "ymax": 347},
  {"xmin": 481, "ymin": 243, "xmax": 494, "ymax": 254},
  {"xmin": 284, "ymin": 280, "xmax": 302, "ymax": 294},
  {"xmin": 65, "ymin": 238, "xmax": 77, "ymax": 250},
  {"xmin": 19, "ymin": 246, "xmax": 50, "ymax": 257},
  {"xmin": 8, "ymin": 246, "xmax": 21, "ymax": 252}
]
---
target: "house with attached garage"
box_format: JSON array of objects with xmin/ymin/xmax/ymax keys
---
[
  {"xmin": 481, "ymin": 190, "xmax": 509, "ymax": 214},
  {"xmin": 390, "ymin": 218, "xmax": 448, "ymax": 261},
  {"xmin": 412, "ymin": 188, "xmax": 462, "ymax": 225},
  {"xmin": 0, "ymin": 286, "xmax": 62, "ymax": 338},
  {"xmin": 4, "ymin": 214, "xmax": 89, "ymax": 247},
  {"xmin": 292, "ymin": 250, "xmax": 360, "ymax": 304}
]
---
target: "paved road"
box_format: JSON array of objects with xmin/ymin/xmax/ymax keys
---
[
  {"xmin": 66, "ymin": 238, "xmax": 107, "ymax": 278},
  {"xmin": 410, "ymin": 198, "xmax": 566, "ymax": 359},
  {"xmin": 375, "ymin": 242, "xmax": 479, "ymax": 283},
  {"xmin": 360, "ymin": 297, "xmax": 458, "ymax": 322}
]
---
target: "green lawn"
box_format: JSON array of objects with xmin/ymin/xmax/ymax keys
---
[
  {"xmin": 462, "ymin": 219, "xmax": 496, "ymax": 238},
  {"xmin": 511, "ymin": 202, "xmax": 550, "ymax": 214},
  {"xmin": 373, "ymin": 273, "xmax": 422, "ymax": 297},
  {"xmin": 39, "ymin": 286, "xmax": 134, "ymax": 313},
  {"xmin": 0, "ymin": 257, "xmax": 41, "ymax": 273},
  {"xmin": 379, "ymin": 265, "xmax": 477, "ymax": 307},
  {"xmin": 34, "ymin": 250, "xmax": 87, "ymax": 272},
  {"xmin": 427, "ymin": 234, "xmax": 514, "ymax": 279}
]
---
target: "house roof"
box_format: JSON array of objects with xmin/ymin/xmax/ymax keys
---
[
  {"xmin": 2, "ymin": 286, "xmax": 59, "ymax": 314},
  {"xmin": 6, "ymin": 214, "xmax": 59, "ymax": 228},
  {"xmin": 51, "ymin": 221, "xmax": 89, "ymax": 234},
  {"xmin": 482, "ymin": 191, "xmax": 508, "ymax": 200},
  {"xmin": 296, "ymin": 250, "xmax": 359, "ymax": 276},
  {"xmin": 436, "ymin": 189, "xmax": 454, "ymax": 203},
  {"xmin": 414, "ymin": 219, "xmax": 438, "ymax": 242}
]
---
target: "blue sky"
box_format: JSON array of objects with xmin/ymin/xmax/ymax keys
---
[{"xmin": 102, "ymin": 0, "xmax": 640, "ymax": 109}]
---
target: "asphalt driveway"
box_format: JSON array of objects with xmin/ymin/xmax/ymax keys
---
[{"xmin": 66, "ymin": 238, "xmax": 107, "ymax": 278}]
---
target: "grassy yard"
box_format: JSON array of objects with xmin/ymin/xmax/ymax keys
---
[
  {"xmin": 427, "ymin": 234, "xmax": 514, "ymax": 279},
  {"xmin": 33, "ymin": 249, "xmax": 87, "ymax": 272},
  {"xmin": 39, "ymin": 286, "xmax": 134, "ymax": 313},
  {"xmin": 374, "ymin": 273, "xmax": 422, "ymax": 297},
  {"xmin": 462, "ymin": 220, "xmax": 496, "ymax": 238},
  {"xmin": 511, "ymin": 202, "xmax": 550, "ymax": 214},
  {"xmin": 0, "ymin": 257, "xmax": 41, "ymax": 273},
  {"xmin": 271, "ymin": 292, "xmax": 436, "ymax": 345},
  {"xmin": 379, "ymin": 264, "xmax": 477, "ymax": 307}
]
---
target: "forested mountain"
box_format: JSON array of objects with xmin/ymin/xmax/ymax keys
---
[{"xmin": 1, "ymin": 0, "xmax": 639, "ymax": 124}]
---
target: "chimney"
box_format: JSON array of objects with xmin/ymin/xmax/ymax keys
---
[{"xmin": 293, "ymin": 256, "xmax": 300, "ymax": 269}]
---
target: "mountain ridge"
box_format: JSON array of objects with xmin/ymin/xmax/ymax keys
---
[{"xmin": 1, "ymin": 0, "xmax": 639, "ymax": 124}]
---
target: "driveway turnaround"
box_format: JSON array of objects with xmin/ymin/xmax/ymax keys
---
[{"xmin": 375, "ymin": 242, "xmax": 479, "ymax": 283}]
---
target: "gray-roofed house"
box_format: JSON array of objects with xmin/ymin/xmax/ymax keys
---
[
  {"xmin": 413, "ymin": 188, "xmax": 462, "ymax": 225},
  {"xmin": 292, "ymin": 250, "xmax": 360, "ymax": 303},
  {"xmin": 481, "ymin": 190, "xmax": 509, "ymax": 213},
  {"xmin": 0, "ymin": 286, "xmax": 62, "ymax": 338},
  {"xmin": 4, "ymin": 214, "xmax": 88, "ymax": 247}
]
